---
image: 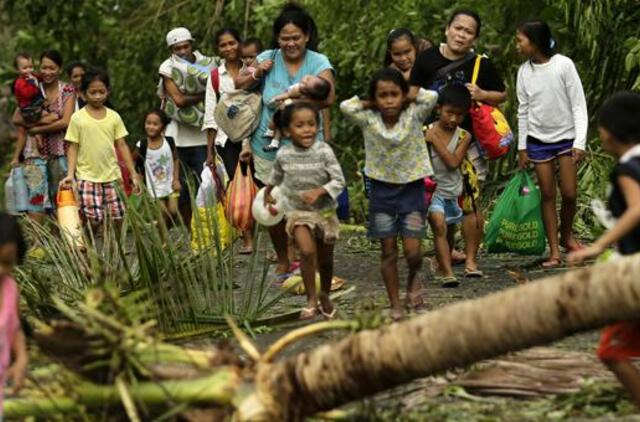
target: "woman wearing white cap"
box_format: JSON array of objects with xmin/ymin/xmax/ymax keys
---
[{"xmin": 158, "ymin": 27, "xmax": 218, "ymax": 227}]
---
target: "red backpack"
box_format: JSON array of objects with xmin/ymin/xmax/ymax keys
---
[{"xmin": 469, "ymin": 56, "xmax": 513, "ymax": 160}]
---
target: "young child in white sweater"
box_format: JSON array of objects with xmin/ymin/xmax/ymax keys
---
[{"xmin": 516, "ymin": 19, "xmax": 588, "ymax": 268}]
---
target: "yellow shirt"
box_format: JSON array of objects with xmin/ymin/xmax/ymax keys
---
[{"xmin": 65, "ymin": 107, "xmax": 129, "ymax": 183}]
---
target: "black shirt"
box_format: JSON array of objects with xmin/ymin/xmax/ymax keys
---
[
  {"xmin": 609, "ymin": 156, "xmax": 640, "ymax": 255},
  {"xmin": 410, "ymin": 46, "xmax": 506, "ymax": 131},
  {"xmin": 410, "ymin": 46, "xmax": 505, "ymax": 93}
]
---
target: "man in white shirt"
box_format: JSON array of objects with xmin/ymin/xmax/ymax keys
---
[{"xmin": 158, "ymin": 27, "xmax": 213, "ymax": 226}]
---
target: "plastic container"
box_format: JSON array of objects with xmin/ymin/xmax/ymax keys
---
[
  {"xmin": 12, "ymin": 167, "xmax": 29, "ymax": 212},
  {"xmin": 57, "ymin": 188, "xmax": 84, "ymax": 247},
  {"xmin": 252, "ymin": 186, "xmax": 284, "ymax": 227}
]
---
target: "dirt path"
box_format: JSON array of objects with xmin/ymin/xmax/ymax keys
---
[{"xmin": 230, "ymin": 228, "xmax": 630, "ymax": 420}]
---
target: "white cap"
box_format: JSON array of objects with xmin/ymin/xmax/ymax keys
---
[{"xmin": 166, "ymin": 27, "xmax": 194, "ymax": 47}]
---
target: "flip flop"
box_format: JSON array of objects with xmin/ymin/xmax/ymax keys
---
[
  {"xmin": 541, "ymin": 258, "xmax": 562, "ymax": 269},
  {"xmin": 319, "ymin": 305, "xmax": 337, "ymax": 320},
  {"xmin": 464, "ymin": 268, "xmax": 484, "ymax": 278},
  {"xmin": 440, "ymin": 276, "xmax": 460, "ymax": 288},
  {"xmin": 299, "ymin": 306, "xmax": 318, "ymax": 321}
]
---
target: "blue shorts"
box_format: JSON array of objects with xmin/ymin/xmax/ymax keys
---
[
  {"xmin": 527, "ymin": 136, "xmax": 573, "ymax": 163},
  {"xmin": 368, "ymin": 211, "xmax": 426, "ymax": 239},
  {"xmin": 428, "ymin": 195, "xmax": 463, "ymax": 225}
]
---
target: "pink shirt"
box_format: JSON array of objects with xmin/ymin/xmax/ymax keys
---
[{"xmin": 0, "ymin": 276, "xmax": 20, "ymax": 412}]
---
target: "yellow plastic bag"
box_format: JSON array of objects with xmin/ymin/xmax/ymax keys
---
[{"xmin": 190, "ymin": 203, "xmax": 234, "ymax": 253}]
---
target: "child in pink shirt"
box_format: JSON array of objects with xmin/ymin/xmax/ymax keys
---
[{"xmin": 0, "ymin": 213, "xmax": 28, "ymax": 418}]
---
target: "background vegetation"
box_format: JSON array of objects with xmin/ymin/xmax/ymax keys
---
[{"xmin": 1, "ymin": 0, "xmax": 639, "ymax": 229}]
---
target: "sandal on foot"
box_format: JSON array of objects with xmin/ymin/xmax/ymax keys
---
[
  {"xmin": 541, "ymin": 258, "xmax": 562, "ymax": 269},
  {"xmin": 464, "ymin": 268, "xmax": 484, "ymax": 278},
  {"xmin": 319, "ymin": 305, "xmax": 337, "ymax": 320},
  {"xmin": 299, "ymin": 306, "xmax": 318, "ymax": 321},
  {"xmin": 440, "ymin": 276, "xmax": 459, "ymax": 288}
]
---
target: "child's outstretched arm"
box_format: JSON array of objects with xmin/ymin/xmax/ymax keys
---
[
  {"xmin": 116, "ymin": 138, "xmax": 143, "ymax": 194},
  {"xmin": 569, "ymin": 176, "xmax": 640, "ymax": 264},
  {"xmin": 427, "ymin": 130, "xmax": 471, "ymax": 170}
]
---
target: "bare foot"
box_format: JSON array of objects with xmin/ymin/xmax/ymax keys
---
[
  {"xmin": 275, "ymin": 263, "xmax": 289, "ymax": 274},
  {"xmin": 560, "ymin": 236, "xmax": 584, "ymax": 252},
  {"xmin": 451, "ymin": 249, "xmax": 466, "ymax": 265},
  {"xmin": 390, "ymin": 307, "xmax": 405, "ymax": 322},
  {"xmin": 542, "ymin": 257, "xmax": 562, "ymax": 269}
]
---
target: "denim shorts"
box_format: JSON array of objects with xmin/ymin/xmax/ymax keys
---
[
  {"xmin": 368, "ymin": 211, "xmax": 426, "ymax": 239},
  {"xmin": 428, "ymin": 194, "xmax": 463, "ymax": 225}
]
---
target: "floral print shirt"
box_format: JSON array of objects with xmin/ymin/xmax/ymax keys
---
[
  {"xmin": 340, "ymin": 88, "xmax": 438, "ymax": 184},
  {"xmin": 42, "ymin": 81, "xmax": 75, "ymax": 157}
]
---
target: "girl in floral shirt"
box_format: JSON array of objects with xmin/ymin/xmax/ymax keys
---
[{"xmin": 341, "ymin": 68, "xmax": 438, "ymax": 320}]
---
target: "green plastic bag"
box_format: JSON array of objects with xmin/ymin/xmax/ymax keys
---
[{"xmin": 484, "ymin": 171, "xmax": 545, "ymax": 255}]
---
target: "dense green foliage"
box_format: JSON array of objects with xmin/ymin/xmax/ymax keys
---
[{"xmin": 1, "ymin": 0, "xmax": 639, "ymax": 226}]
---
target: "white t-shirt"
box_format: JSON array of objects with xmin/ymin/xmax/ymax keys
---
[
  {"xmin": 137, "ymin": 138, "xmax": 174, "ymax": 198},
  {"xmin": 159, "ymin": 51, "xmax": 210, "ymax": 148},
  {"xmin": 516, "ymin": 54, "xmax": 588, "ymax": 151}
]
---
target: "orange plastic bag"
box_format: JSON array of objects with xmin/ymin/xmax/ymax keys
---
[{"xmin": 225, "ymin": 162, "xmax": 257, "ymax": 231}]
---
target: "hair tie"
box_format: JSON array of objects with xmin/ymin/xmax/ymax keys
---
[
  {"xmin": 550, "ymin": 38, "xmax": 556, "ymax": 49},
  {"xmin": 388, "ymin": 28, "xmax": 396, "ymax": 36}
]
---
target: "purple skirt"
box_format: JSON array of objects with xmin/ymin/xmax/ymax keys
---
[{"xmin": 526, "ymin": 136, "xmax": 573, "ymax": 163}]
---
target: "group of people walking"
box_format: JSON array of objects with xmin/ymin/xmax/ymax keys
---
[{"xmin": 3, "ymin": 2, "xmax": 640, "ymax": 409}]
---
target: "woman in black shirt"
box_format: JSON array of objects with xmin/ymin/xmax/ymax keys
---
[{"xmin": 410, "ymin": 8, "xmax": 507, "ymax": 278}]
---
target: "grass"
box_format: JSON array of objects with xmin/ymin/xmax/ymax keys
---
[{"xmin": 16, "ymin": 189, "xmax": 289, "ymax": 337}]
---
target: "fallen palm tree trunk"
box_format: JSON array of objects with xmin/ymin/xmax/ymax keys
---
[
  {"xmin": 246, "ymin": 254, "xmax": 640, "ymax": 420},
  {"xmin": 7, "ymin": 255, "xmax": 640, "ymax": 420}
]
